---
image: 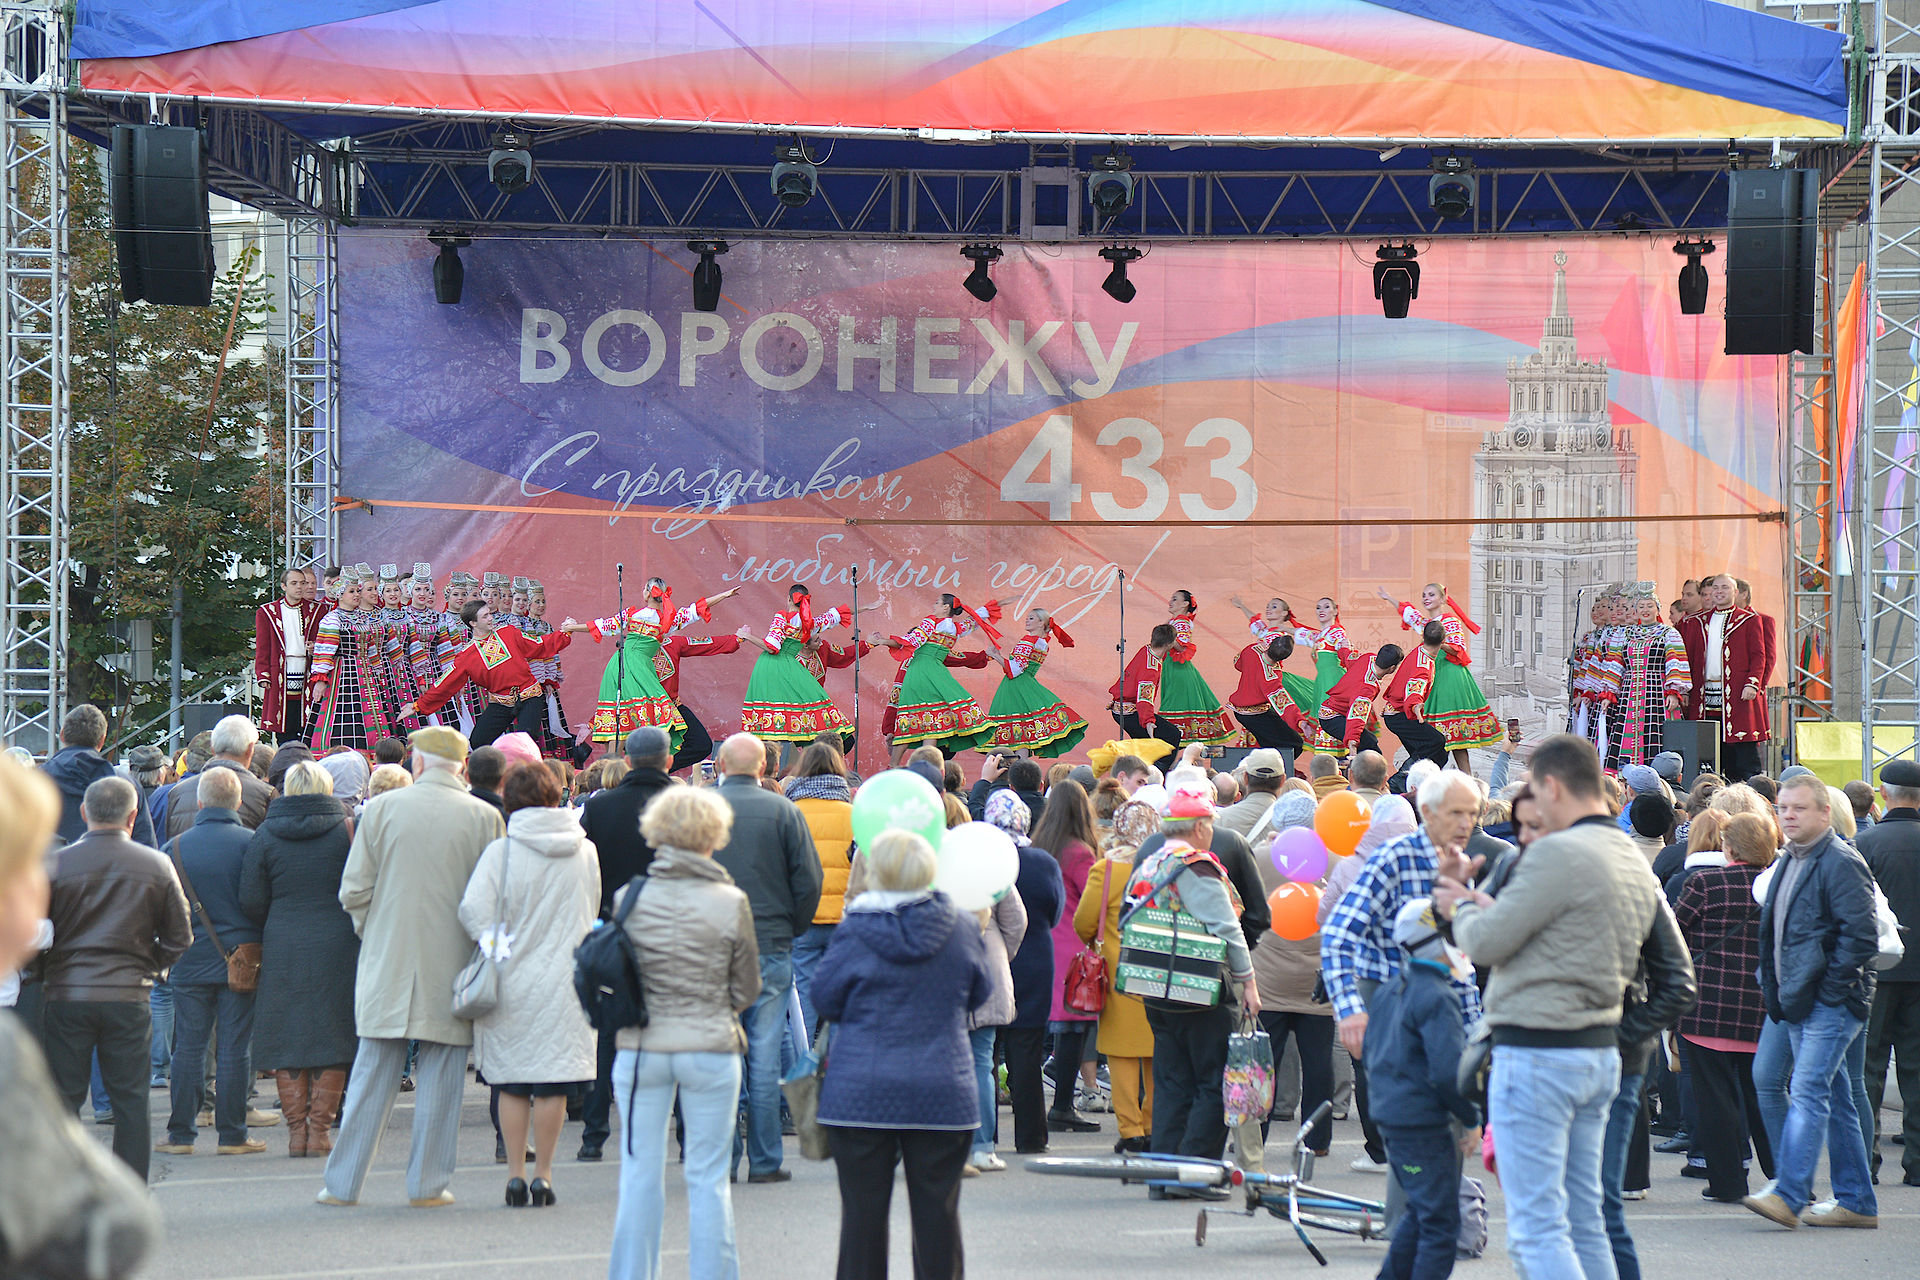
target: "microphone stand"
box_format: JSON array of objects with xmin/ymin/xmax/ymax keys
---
[
  {"xmin": 850, "ymin": 568, "xmax": 861, "ymax": 775},
  {"xmin": 1116, "ymin": 567, "xmax": 1126, "ymax": 733},
  {"xmin": 614, "ymin": 563, "xmax": 626, "ymax": 749}
]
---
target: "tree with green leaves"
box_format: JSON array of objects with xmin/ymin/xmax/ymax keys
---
[{"xmin": 65, "ymin": 145, "xmax": 281, "ymax": 739}]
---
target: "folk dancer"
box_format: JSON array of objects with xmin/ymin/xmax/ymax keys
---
[
  {"xmin": 524, "ymin": 579, "xmax": 591, "ymax": 765},
  {"xmin": 876, "ymin": 633, "xmax": 990, "ymax": 743},
  {"xmin": 253, "ymin": 564, "xmax": 324, "ymax": 741},
  {"xmin": 1227, "ymin": 596, "xmax": 1314, "ymax": 754},
  {"xmin": 1109, "ymin": 622, "xmax": 1179, "ymax": 748},
  {"xmin": 1154, "ymin": 591, "xmax": 1235, "ymax": 746},
  {"xmin": 888, "ymin": 594, "xmax": 1002, "ymax": 758},
  {"xmin": 371, "ymin": 565, "xmax": 424, "ymax": 737},
  {"xmin": 588, "ymin": 580, "xmax": 739, "ymax": 752},
  {"xmin": 1379, "ymin": 582, "xmax": 1504, "ymax": 771},
  {"xmin": 983, "ymin": 608, "xmax": 1090, "ymax": 758},
  {"xmin": 1586, "ymin": 583, "xmax": 1689, "ymax": 769},
  {"xmin": 1314, "ymin": 645, "xmax": 1404, "ymax": 757},
  {"xmin": 1381, "ymin": 621, "xmax": 1447, "ymax": 768},
  {"xmin": 305, "ymin": 568, "xmax": 396, "ymax": 755},
  {"xmin": 742, "ymin": 585, "xmax": 855, "ymax": 744},
  {"xmin": 1300, "ymin": 596, "xmax": 1361, "ymax": 757},
  {"xmin": 1734, "ymin": 579, "xmax": 1778, "ymax": 690},
  {"xmin": 1678, "ymin": 573, "xmax": 1770, "ymax": 780},
  {"xmin": 397, "ymin": 599, "xmax": 588, "ymax": 749},
  {"xmin": 403, "ymin": 564, "xmax": 462, "ymax": 731},
  {"xmin": 1568, "ymin": 590, "xmax": 1620, "ymax": 751}
]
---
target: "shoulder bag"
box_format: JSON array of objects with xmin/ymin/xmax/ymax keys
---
[
  {"xmin": 781, "ymin": 1022, "xmax": 834, "ymax": 1161},
  {"xmin": 1062, "ymin": 863, "xmax": 1112, "ymax": 1015},
  {"xmin": 452, "ymin": 837, "xmax": 515, "ymax": 1020},
  {"xmin": 168, "ymin": 837, "xmax": 261, "ymax": 993}
]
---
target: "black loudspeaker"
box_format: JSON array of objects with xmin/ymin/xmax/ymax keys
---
[
  {"xmin": 1724, "ymin": 169, "xmax": 1816, "ymax": 356},
  {"xmin": 1662, "ymin": 719, "xmax": 1720, "ymax": 789},
  {"xmin": 181, "ymin": 702, "xmax": 249, "ymax": 742},
  {"xmin": 110, "ymin": 125, "xmax": 215, "ymax": 307}
]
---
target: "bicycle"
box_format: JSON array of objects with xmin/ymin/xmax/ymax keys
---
[{"xmin": 1026, "ymin": 1101, "xmax": 1386, "ymax": 1264}]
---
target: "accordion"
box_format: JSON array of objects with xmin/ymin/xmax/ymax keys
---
[{"xmin": 1117, "ymin": 907, "xmax": 1227, "ymax": 1007}]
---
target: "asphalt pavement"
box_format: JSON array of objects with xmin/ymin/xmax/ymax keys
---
[{"xmin": 120, "ymin": 1077, "xmax": 1916, "ymax": 1280}]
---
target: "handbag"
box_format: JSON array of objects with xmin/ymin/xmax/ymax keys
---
[
  {"xmin": 1062, "ymin": 865, "xmax": 1112, "ymax": 1015},
  {"xmin": 168, "ymin": 838, "xmax": 261, "ymax": 994},
  {"xmin": 1222, "ymin": 1007, "xmax": 1275, "ymax": 1126},
  {"xmin": 1872, "ymin": 881, "xmax": 1907, "ymax": 970},
  {"xmin": 453, "ymin": 837, "xmax": 515, "ymax": 1021},
  {"xmin": 780, "ymin": 1022, "xmax": 833, "ymax": 1160}
]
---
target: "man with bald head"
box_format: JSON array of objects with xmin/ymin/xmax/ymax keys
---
[{"xmin": 712, "ymin": 733, "xmax": 822, "ymax": 1183}]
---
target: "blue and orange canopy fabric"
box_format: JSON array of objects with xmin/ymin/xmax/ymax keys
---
[{"xmin": 74, "ymin": 0, "xmax": 1847, "ymax": 144}]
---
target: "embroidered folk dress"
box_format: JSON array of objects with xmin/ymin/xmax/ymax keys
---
[
  {"xmin": 1153, "ymin": 613, "xmax": 1234, "ymax": 745},
  {"xmin": 1394, "ymin": 604, "xmax": 1503, "ymax": 751},
  {"xmin": 742, "ymin": 602, "xmax": 855, "ymax": 742},
  {"xmin": 889, "ymin": 614, "xmax": 995, "ymax": 753},
  {"xmin": 985, "ymin": 633, "xmax": 1089, "ymax": 758},
  {"xmin": 307, "ymin": 606, "xmax": 395, "ymax": 755},
  {"xmin": 587, "ymin": 602, "xmax": 712, "ymax": 748}
]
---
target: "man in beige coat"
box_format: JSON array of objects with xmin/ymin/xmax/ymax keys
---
[{"xmin": 318, "ymin": 727, "xmax": 504, "ymax": 1208}]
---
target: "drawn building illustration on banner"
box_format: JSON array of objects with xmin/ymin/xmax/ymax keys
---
[{"xmin": 1470, "ymin": 251, "xmax": 1638, "ymax": 738}]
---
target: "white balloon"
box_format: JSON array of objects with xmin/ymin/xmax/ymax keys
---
[{"xmin": 935, "ymin": 822, "xmax": 1020, "ymax": 911}]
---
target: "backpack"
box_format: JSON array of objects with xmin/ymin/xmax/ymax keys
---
[{"xmin": 573, "ymin": 875, "xmax": 650, "ymax": 1032}]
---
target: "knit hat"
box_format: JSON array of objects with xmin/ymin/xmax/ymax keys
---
[
  {"xmin": 1067, "ymin": 764, "xmax": 1097, "ymax": 791},
  {"xmin": 1268, "ymin": 789, "xmax": 1317, "ymax": 832},
  {"xmin": 1629, "ymin": 792, "xmax": 1675, "ymax": 839},
  {"xmin": 985, "ymin": 788, "xmax": 1031, "ymax": 837},
  {"xmin": 409, "ymin": 725, "xmax": 470, "ymax": 761}
]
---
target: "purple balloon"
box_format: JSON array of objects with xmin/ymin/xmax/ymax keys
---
[{"xmin": 1271, "ymin": 827, "xmax": 1330, "ymax": 884}]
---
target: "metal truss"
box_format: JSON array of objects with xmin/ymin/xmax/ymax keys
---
[
  {"xmin": 350, "ymin": 146, "xmax": 1733, "ymax": 240},
  {"xmin": 283, "ymin": 216, "xmax": 338, "ymax": 574},
  {"xmin": 0, "ymin": 0, "xmax": 66, "ymax": 754},
  {"xmin": 1785, "ymin": 339, "xmax": 1836, "ymax": 732}
]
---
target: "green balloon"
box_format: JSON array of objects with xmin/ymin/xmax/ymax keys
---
[{"xmin": 850, "ymin": 769, "xmax": 946, "ymax": 853}]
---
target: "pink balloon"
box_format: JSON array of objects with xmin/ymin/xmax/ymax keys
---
[{"xmin": 1271, "ymin": 827, "xmax": 1330, "ymax": 884}]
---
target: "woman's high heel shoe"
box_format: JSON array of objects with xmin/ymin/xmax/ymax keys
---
[
  {"xmin": 529, "ymin": 1177, "xmax": 555, "ymax": 1207},
  {"xmin": 504, "ymin": 1177, "xmax": 529, "ymax": 1208}
]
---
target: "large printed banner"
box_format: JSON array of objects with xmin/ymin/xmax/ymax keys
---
[{"xmin": 338, "ymin": 234, "xmax": 1786, "ymax": 763}]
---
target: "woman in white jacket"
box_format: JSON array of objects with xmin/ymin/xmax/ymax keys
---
[{"xmin": 459, "ymin": 762, "xmax": 601, "ymax": 1208}]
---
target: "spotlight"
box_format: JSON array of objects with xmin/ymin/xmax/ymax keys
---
[
  {"xmin": 771, "ymin": 141, "xmax": 819, "ymax": 208},
  {"xmin": 1373, "ymin": 242, "xmax": 1419, "ymax": 319},
  {"xmin": 1674, "ymin": 237, "xmax": 1714, "ymax": 315},
  {"xmin": 1100, "ymin": 245, "xmax": 1142, "ymax": 304},
  {"xmin": 1087, "ymin": 144, "xmax": 1136, "ymax": 223},
  {"xmin": 487, "ymin": 131, "xmax": 532, "ymax": 195},
  {"xmin": 429, "ymin": 232, "xmax": 469, "ymax": 305},
  {"xmin": 688, "ymin": 239, "xmax": 729, "ymax": 312},
  {"xmin": 961, "ymin": 244, "xmax": 1002, "ymax": 302},
  {"xmin": 1428, "ymin": 154, "xmax": 1475, "ymax": 221}
]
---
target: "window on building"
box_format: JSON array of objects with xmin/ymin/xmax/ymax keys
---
[
  {"xmin": 1513, "ymin": 629, "xmax": 1523, "ymax": 655},
  {"xmin": 1534, "ymin": 484, "xmax": 1547, "ymax": 507},
  {"xmin": 1493, "ymin": 483, "xmax": 1505, "ymax": 507},
  {"xmin": 1534, "ymin": 633, "xmax": 1544, "ymax": 656},
  {"xmin": 1513, "ymin": 559, "xmax": 1525, "ymax": 580},
  {"xmin": 1530, "ymin": 387, "xmax": 1539, "ymax": 411},
  {"xmin": 1533, "ymin": 561, "xmax": 1543, "ymax": 583},
  {"xmin": 1492, "ymin": 628, "xmax": 1502, "ymax": 650},
  {"xmin": 1534, "ymin": 595, "xmax": 1544, "ymax": 619},
  {"xmin": 1515, "ymin": 488, "xmax": 1526, "ymax": 509},
  {"xmin": 1493, "ymin": 595, "xmax": 1502, "ymax": 617},
  {"xmin": 1493, "ymin": 561, "xmax": 1504, "ymax": 580},
  {"xmin": 1535, "ymin": 523, "xmax": 1545, "ymax": 541}
]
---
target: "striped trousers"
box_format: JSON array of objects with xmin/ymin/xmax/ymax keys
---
[{"xmin": 321, "ymin": 1037, "xmax": 467, "ymax": 1203}]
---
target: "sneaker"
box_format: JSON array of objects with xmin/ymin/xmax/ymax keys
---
[
  {"xmin": 1803, "ymin": 1204, "xmax": 1878, "ymax": 1229},
  {"xmin": 150, "ymin": 1075, "xmax": 168, "ymax": 1090},
  {"xmin": 217, "ymin": 1139, "xmax": 268, "ymax": 1155},
  {"xmin": 968, "ymin": 1151, "xmax": 1007, "ymax": 1172},
  {"xmin": 1075, "ymin": 1084, "xmax": 1113, "ymax": 1114},
  {"xmin": 1349, "ymin": 1153, "xmax": 1389, "ymax": 1174},
  {"xmin": 153, "ymin": 1141, "xmax": 195, "ymax": 1155},
  {"xmin": 92, "ymin": 1112, "xmax": 113, "ymax": 1126},
  {"xmin": 399, "ymin": 1075, "xmax": 415, "ymax": 1093},
  {"xmin": 960, "ymin": 1162, "xmax": 980, "ymax": 1178},
  {"xmin": 408, "ymin": 1190, "xmax": 456, "ymax": 1208},
  {"xmin": 1741, "ymin": 1190, "xmax": 1801, "ymax": 1229},
  {"xmin": 1622, "ymin": 1189, "xmax": 1648, "ymax": 1201},
  {"xmin": 246, "ymin": 1109, "xmax": 282, "ymax": 1128},
  {"xmin": 1654, "ymin": 1134, "xmax": 1691, "ymax": 1154}
]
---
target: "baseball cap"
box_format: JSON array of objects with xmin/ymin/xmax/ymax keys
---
[
  {"xmin": 1243, "ymin": 748, "xmax": 1286, "ymax": 779},
  {"xmin": 1620, "ymin": 763, "xmax": 1661, "ymax": 796},
  {"xmin": 1650, "ymin": 752, "xmax": 1683, "ymax": 783}
]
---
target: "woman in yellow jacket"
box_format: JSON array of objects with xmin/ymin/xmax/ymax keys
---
[
  {"xmin": 1074, "ymin": 798, "xmax": 1162, "ymax": 1153},
  {"xmin": 785, "ymin": 742, "xmax": 854, "ymax": 1036}
]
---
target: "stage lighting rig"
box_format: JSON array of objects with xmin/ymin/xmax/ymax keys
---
[
  {"xmin": 1373, "ymin": 242, "xmax": 1419, "ymax": 319},
  {"xmin": 1428, "ymin": 154, "xmax": 1475, "ymax": 221},
  {"xmin": 961, "ymin": 244, "xmax": 1003, "ymax": 302},
  {"xmin": 428, "ymin": 231, "xmax": 470, "ymax": 305},
  {"xmin": 1088, "ymin": 145, "xmax": 1136, "ymax": 223},
  {"xmin": 1100, "ymin": 245, "xmax": 1142, "ymax": 304},
  {"xmin": 488, "ymin": 132, "xmax": 533, "ymax": 195},
  {"xmin": 689, "ymin": 240, "xmax": 729, "ymax": 312},
  {"xmin": 771, "ymin": 141, "xmax": 820, "ymax": 208},
  {"xmin": 1674, "ymin": 237, "xmax": 1714, "ymax": 315}
]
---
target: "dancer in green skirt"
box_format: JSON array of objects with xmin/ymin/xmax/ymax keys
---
[
  {"xmin": 741, "ymin": 585, "xmax": 854, "ymax": 743},
  {"xmin": 587, "ymin": 580, "xmax": 739, "ymax": 750},
  {"xmin": 1376, "ymin": 581, "xmax": 1504, "ymax": 770},
  {"xmin": 984, "ymin": 607, "xmax": 1089, "ymax": 758},
  {"xmin": 1156, "ymin": 590, "xmax": 1235, "ymax": 746},
  {"xmin": 889, "ymin": 594, "xmax": 1002, "ymax": 760}
]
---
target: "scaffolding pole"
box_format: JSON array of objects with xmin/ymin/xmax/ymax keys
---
[{"xmin": 283, "ymin": 215, "xmax": 339, "ymax": 573}]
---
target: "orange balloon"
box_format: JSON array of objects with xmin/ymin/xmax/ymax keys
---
[
  {"xmin": 1267, "ymin": 882, "xmax": 1322, "ymax": 941},
  {"xmin": 1315, "ymin": 790, "xmax": 1371, "ymax": 858}
]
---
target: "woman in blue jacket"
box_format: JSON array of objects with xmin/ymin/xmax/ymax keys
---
[{"xmin": 813, "ymin": 830, "xmax": 992, "ymax": 1280}]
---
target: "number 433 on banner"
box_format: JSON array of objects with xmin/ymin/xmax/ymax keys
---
[{"xmin": 1000, "ymin": 415, "xmax": 1259, "ymax": 523}]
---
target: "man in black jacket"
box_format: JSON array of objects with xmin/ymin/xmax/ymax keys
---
[
  {"xmin": 968, "ymin": 754, "xmax": 1047, "ymax": 832},
  {"xmin": 466, "ymin": 746, "xmax": 507, "ymax": 815},
  {"xmin": 575, "ymin": 726, "xmax": 675, "ymax": 1160},
  {"xmin": 1859, "ymin": 758, "xmax": 1920, "ymax": 1186},
  {"xmin": 1746, "ymin": 775, "xmax": 1879, "ymax": 1229},
  {"xmin": 43, "ymin": 704, "xmax": 157, "ymax": 848}
]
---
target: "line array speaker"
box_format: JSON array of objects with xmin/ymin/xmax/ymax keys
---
[{"xmin": 110, "ymin": 125, "xmax": 215, "ymax": 307}]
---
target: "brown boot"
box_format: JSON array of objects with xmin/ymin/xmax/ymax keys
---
[
  {"xmin": 308, "ymin": 1067, "xmax": 348, "ymax": 1158},
  {"xmin": 275, "ymin": 1070, "xmax": 312, "ymax": 1158}
]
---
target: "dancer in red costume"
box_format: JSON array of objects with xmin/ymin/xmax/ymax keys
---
[
  {"xmin": 1376, "ymin": 582, "xmax": 1503, "ymax": 771},
  {"xmin": 399, "ymin": 599, "xmax": 588, "ymax": 749},
  {"xmin": 743, "ymin": 585, "xmax": 856, "ymax": 744},
  {"xmin": 1677, "ymin": 573, "xmax": 1771, "ymax": 779}
]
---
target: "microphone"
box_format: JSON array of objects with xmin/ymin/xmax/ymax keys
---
[{"xmin": 616, "ymin": 562, "xmax": 624, "ymax": 576}]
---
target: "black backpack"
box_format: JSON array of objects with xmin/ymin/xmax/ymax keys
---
[{"xmin": 573, "ymin": 875, "xmax": 650, "ymax": 1032}]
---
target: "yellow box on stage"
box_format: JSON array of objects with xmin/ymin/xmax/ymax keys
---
[{"xmin": 1792, "ymin": 721, "xmax": 1919, "ymax": 788}]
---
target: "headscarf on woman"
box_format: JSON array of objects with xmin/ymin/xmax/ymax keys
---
[
  {"xmin": 319, "ymin": 750, "xmax": 370, "ymax": 804},
  {"xmin": 984, "ymin": 788, "xmax": 1031, "ymax": 838}
]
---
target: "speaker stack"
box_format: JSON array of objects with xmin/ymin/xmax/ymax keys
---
[
  {"xmin": 110, "ymin": 125, "xmax": 215, "ymax": 307},
  {"xmin": 1723, "ymin": 168, "xmax": 1816, "ymax": 356}
]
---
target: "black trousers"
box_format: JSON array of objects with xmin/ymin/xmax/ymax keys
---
[
  {"xmin": 1145, "ymin": 1002, "xmax": 1233, "ymax": 1159},
  {"xmin": 470, "ymin": 697, "xmax": 543, "ymax": 750},
  {"xmin": 1687, "ymin": 1040, "xmax": 1772, "ymax": 1200},
  {"xmin": 1259, "ymin": 1010, "xmax": 1335, "ymax": 1152},
  {"xmin": 1866, "ymin": 979, "xmax": 1920, "ymax": 1179},
  {"xmin": 41, "ymin": 1000, "xmax": 153, "ymax": 1180},
  {"xmin": 999, "ymin": 1025, "xmax": 1049, "ymax": 1152},
  {"xmin": 1383, "ymin": 712, "xmax": 1448, "ymax": 768},
  {"xmin": 1720, "ymin": 740, "xmax": 1763, "ymax": 781},
  {"xmin": 277, "ymin": 689, "xmax": 308, "ymax": 742},
  {"xmin": 1047, "ymin": 1024, "xmax": 1093, "ymax": 1116},
  {"xmin": 1117, "ymin": 710, "xmax": 1181, "ymax": 749},
  {"xmin": 670, "ymin": 703, "xmax": 715, "ymax": 774},
  {"xmin": 826, "ymin": 1125, "xmax": 971, "ymax": 1280},
  {"xmin": 1234, "ymin": 708, "xmax": 1303, "ymax": 752},
  {"xmin": 580, "ymin": 1022, "xmax": 621, "ymax": 1149},
  {"xmin": 1320, "ymin": 715, "xmax": 1378, "ymax": 756}
]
